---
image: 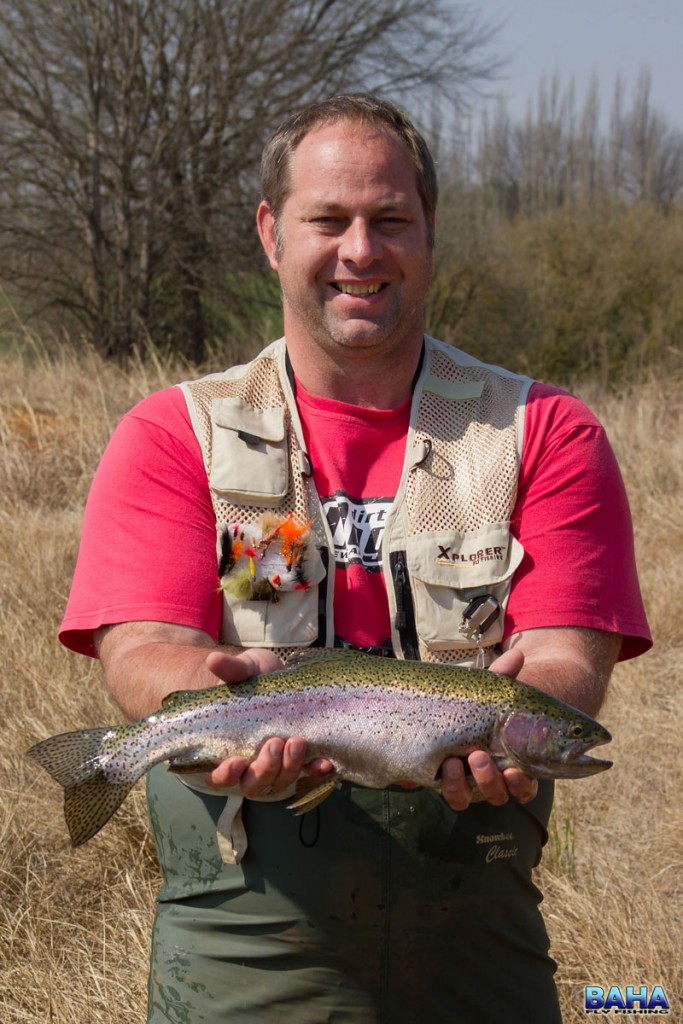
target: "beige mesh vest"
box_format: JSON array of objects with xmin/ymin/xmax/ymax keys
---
[{"xmin": 179, "ymin": 335, "xmax": 532, "ymax": 667}]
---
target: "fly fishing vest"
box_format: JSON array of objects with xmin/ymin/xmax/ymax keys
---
[{"xmin": 179, "ymin": 335, "xmax": 533, "ymax": 667}]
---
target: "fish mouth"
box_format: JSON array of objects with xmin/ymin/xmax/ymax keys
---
[
  {"xmin": 508, "ymin": 750, "xmax": 613, "ymax": 781},
  {"xmin": 559, "ymin": 727, "xmax": 613, "ymax": 777},
  {"xmin": 561, "ymin": 752, "xmax": 613, "ymax": 777},
  {"xmin": 501, "ymin": 749, "xmax": 614, "ymax": 780}
]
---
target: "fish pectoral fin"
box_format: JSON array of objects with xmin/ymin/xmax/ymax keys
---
[{"xmin": 287, "ymin": 774, "xmax": 340, "ymax": 815}]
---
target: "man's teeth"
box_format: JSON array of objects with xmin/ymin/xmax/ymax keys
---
[{"xmin": 336, "ymin": 283, "xmax": 382, "ymax": 295}]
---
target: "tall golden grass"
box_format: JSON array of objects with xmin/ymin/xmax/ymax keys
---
[{"xmin": 1, "ymin": 338, "xmax": 680, "ymax": 1022}]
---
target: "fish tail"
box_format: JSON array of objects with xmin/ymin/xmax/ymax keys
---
[
  {"xmin": 27, "ymin": 727, "xmax": 112, "ymax": 787},
  {"xmin": 64, "ymin": 773, "xmax": 136, "ymax": 847},
  {"xmin": 27, "ymin": 728, "xmax": 134, "ymax": 846}
]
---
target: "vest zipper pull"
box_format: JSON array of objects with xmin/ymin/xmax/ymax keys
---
[{"xmin": 391, "ymin": 552, "xmax": 419, "ymax": 659}]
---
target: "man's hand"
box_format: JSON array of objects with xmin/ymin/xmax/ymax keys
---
[
  {"xmin": 437, "ymin": 625, "xmax": 621, "ymax": 812},
  {"xmin": 95, "ymin": 622, "xmax": 334, "ymax": 800},
  {"xmin": 203, "ymin": 647, "xmax": 334, "ymax": 797},
  {"xmin": 439, "ymin": 646, "xmax": 538, "ymax": 811}
]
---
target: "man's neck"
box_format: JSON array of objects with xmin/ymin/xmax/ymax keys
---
[{"xmin": 285, "ymin": 337, "xmax": 425, "ymax": 410}]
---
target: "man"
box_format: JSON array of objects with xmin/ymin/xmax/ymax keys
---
[{"xmin": 60, "ymin": 94, "xmax": 651, "ymax": 1023}]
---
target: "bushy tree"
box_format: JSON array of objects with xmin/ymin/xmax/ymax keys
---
[{"xmin": 0, "ymin": 0, "xmax": 500, "ymax": 360}]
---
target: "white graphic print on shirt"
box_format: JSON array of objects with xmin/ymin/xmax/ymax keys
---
[{"xmin": 321, "ymin": 492, "xmax": 393, "ymax": 572}]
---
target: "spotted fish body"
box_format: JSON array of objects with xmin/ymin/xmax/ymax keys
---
[{"xmin": 27, "ymin": 650, "xmax": 612, "ymax": 846}]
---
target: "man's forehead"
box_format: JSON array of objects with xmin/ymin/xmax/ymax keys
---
[
  {"xmin": 287, "ymin": 121, "xmax": 418, "ymax": 199},
  {"xmin": 293, "ymin": 119, "xmax": 404, "ymax": 161}
]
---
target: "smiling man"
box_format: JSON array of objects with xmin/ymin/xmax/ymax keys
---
[
  {"xmin": 59, "ymin": 94, "xmax": 651, "ymax": 1023},
  {"xmin": 257, "ymin": 118, "xmax": 433, "ymax": 406}
]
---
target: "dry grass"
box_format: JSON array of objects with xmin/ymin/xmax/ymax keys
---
[
  {"xmin": 1, "ymin": 339, "xmax": 680, "ymax": 1022},
  {"xmin": 537, "ymin": 379, "xmax": 683, "ymax": 1020}
]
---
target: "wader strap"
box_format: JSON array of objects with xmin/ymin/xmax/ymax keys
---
[
  {"xmin": 215, "ymin": 783, "xmax": 299, "ymax": 865},
  {"xmin": 216, "ymin": 795, "xmax": 248, "ymax": 865}
]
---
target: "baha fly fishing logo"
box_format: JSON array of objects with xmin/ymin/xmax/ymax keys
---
[{"xmin": 584, "ymin": 984, "xmax": 670, "ymax": 1014}]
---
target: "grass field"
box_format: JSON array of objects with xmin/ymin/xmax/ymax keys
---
[{"xmin": 1, "ymin": 340, "xmax": 680, "ymax": 1022}]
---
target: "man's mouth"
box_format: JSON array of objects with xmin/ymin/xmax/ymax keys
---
[{"xmin": 333, "ymin": 282, "xmax": 385, "ymax": 296}]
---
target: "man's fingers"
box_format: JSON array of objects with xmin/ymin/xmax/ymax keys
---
[
  {"xmin": 205, "ymin": 737, "xmax": 335, "ymax": 795},
  {"xmin": 306, "ymin": 757, "xmax": 335, "ymax": 775},
  {"xmin": 205, "ymin": 648, "xmax": 283, "ymax": 685},
  {"xmin": 441, "ymin": 752, "xmax": 538, "ymax": 810},
  {"xmin": 488, "ymin": 647, "xmax": 524, "ymax": 677},
  {"xmin": 441, "ymin": 752, "xmax": 509, "ymax": 810},
  {"xmin": 440, "ymin": 757, "xmax": 471, "ymax": 811},
  {"xmin": 207, "ymin": 756, "xmax": 249, "ymax": 789},
  {"xmin": 206, "ymin": 739, "xmax": 287, "ymax": 793},
  {"xmin": 467, "ymin": 751, "xmax": 510, "ymax": 805},
  {"xmin": 502, "ymin": 767, "xmax": 538, "ymax": 804},
  {"xmin": 239, "ymin": 738, "xmax": 288, "ymax": 797},
  {"xmin": 280, "ymin": 737, "xmax": 306, "ymax": 777}
]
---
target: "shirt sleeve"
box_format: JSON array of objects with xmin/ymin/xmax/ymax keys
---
[
  {"xmin": 59, "ymin": 387, "xmax": 223, "ymax": 657},
  {"xmin": 505, "ymin": 383, "xmax": 652, "ymax": 660}
]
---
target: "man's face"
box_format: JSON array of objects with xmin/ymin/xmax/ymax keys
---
[{"xmin": 258, "ymin": 121, "xmax": 434, "ymax": 363}]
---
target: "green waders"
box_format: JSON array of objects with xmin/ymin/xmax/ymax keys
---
[{"xmin": 146, "ymin": 765, "xmax": 561, "ymax": 1024}]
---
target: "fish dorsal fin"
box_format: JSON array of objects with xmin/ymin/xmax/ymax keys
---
[
  {"xmin": 287, "ymin": 774, "xmax": 340, "ymax": 815},
  {"xmin": 160, "ymin": 689, "xmax": 196, "ymax": 708},
  {"xmin": 283, "ymin": 648, "xmax": 362, "ymax": 669}
]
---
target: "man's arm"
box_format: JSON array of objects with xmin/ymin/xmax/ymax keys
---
[
  {"xmin": 503, "ymin": 625, "xmax": 622, "ymax": 716},
  {"xmin": 95, "ymin": 621, "xmax": 332, "ymax": 797},
  {"xmin": 440, "ymin": 625, "xmax": 622, "ymax": 811}
]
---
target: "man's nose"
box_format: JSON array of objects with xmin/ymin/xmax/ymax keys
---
[{"xmin": 338, "ymin": 219, "xmax": 381, "ymax": 265}]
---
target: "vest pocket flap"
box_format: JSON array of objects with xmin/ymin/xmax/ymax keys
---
[
  {"xmin": 209, "ymin": 399, "xmax": 287, "ymax": 503},
  {"xmin": 406, "ymin": 524, "xmax": 524, "ymax": 588},
  {"xmin": 212, "ymin": 397, "xmax": 285, "ymax": 443}
]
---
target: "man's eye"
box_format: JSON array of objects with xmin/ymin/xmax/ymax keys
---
[{"xmin": 378, "ymin": 217, "xmax": 409, "ymax": 228}]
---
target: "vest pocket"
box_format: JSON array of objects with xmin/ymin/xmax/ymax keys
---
[
  {"xmin": 220, "ymin": 547, "xmax": 327, "ymax": 648},
  {"xmin": 405, "ymin": 525, "xmax": 524, "ymax": 651}
]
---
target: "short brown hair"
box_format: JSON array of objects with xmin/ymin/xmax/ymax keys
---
[{"xmin": 260, "ymin": 93, "xmax": 438, "ymax": 228}]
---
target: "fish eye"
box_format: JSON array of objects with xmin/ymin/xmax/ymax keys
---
[{"xmin": 570, "ymin": 723, "xmax": 584, "ymax": 737}]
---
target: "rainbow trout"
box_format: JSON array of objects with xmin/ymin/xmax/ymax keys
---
[{"xmin": 27, "ymin": 649, "xmax": 612, "ymax": 847}]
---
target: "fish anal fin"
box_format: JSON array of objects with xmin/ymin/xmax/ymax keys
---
[
  {"xmin": 287, "ymin": 774, "xmax": 340, "ymax": 815},
  {"xmin": 167, "ymin": 756, "xmax": 223, "ymax": 775}
]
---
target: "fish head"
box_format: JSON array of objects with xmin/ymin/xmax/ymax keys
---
[{"xmin": 497, "ymin": 709, "xmax": 613, "ymax": 780}]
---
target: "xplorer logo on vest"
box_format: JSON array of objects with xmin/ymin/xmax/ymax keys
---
[
  {"xmin": 322, "ymin": 493, "xmax": 392, "ymax": 572},
  {"xmin": 436, "ymin": 544, "xmax": 507, "ymax": 567}
]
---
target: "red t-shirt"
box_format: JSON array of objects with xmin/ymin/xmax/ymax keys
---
[
  {"xmin": 59, "ymin": 379, "xmax": 651, "ymax": 660},
  {"xmin": 295, "ymin": 381, "xmax": 411, "ymax": 647}
]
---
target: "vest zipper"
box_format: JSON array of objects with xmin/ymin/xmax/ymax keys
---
[
  {"xmin": 390, "ymin": 551, "xmax": 419, "ymax": 661},
  {"xmin": 311, "ymin": 546, "xmax": 329, "ymax": 647}
]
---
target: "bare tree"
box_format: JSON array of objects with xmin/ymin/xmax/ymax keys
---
[
  {"xmin": 619, "ymin": 70, "xmax": 683, "ymax": 210},
  {"xmin": 0, "ymin": 0, "xmax": 501, "ymax": 359},
  {"xmin": 471, "ymin": 68, "xmax": 683, "ymax": 220}
]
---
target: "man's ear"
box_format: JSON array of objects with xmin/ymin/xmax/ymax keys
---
[{"xmin": 257, "ymin": 201, "xmax": 280, "ymax": 270}]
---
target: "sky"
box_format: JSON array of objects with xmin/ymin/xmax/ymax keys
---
[{"xmin": 469, "ymin": 0, "xmax": 682, "ymax": 130}]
